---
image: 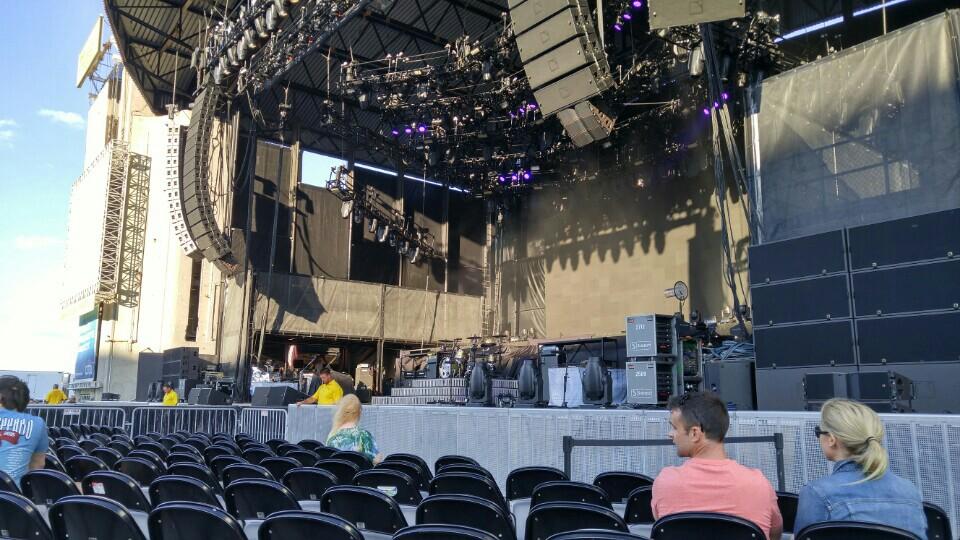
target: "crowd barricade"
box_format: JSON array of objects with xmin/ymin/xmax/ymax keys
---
[
  {"xmin": 238, "ymin": 407, "xmax": 288, "ymax": 442},
  {"xmin": 26, "ymin": 405, "xmax": 127, "ymax": 430},
  {"xmin": 129, "ymin": 406, "xmax": 238, "ymax": 437}
]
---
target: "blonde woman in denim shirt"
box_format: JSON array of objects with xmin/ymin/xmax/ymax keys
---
[{"xmin": 794, "ymin": 399, "xmax": 926, "ymax": 537}]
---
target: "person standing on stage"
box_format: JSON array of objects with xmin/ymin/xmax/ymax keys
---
[
  {"xmin": 0, "ymin": 376, "xmax": 49, "ymax": 485},
  {"xmin": 296, "ymin": 367, "xmax": 343, "ymax": 406},
  {"xmin": 161, "ymin": 382, "xmax": 179, "ymax": 406},
  {"xmin": 44, "ymin": 384, "xmax": 67, "ymax": 405}
]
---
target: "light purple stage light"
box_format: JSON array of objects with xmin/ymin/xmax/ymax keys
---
[
  {"xmin": 417, "ymin": 125, "xmax": 427, "ymax": 133},
  {"xmin": 510, "ymin": 174, "xmax": 518, "ymax": 182},
  {"xmin": 404, "ymin": 127, "xmax": 413, "ymax": 134},
  {"xmin": 703, "ymin": 108, "xmax": 711, "ymax": 116},
  {"xmin": 522, "ymin": 171, "xmax": 531, "ymax": 180},
  {"xmin": 713, "ymin": 101, "xmax": 720, "ymax": 108},
  {"xmin": 623, "ymin": 12, "xmax": 632, "ymax": 20},
  {"xmin": 498, "ymin": 175, "xmax": 506, "ymax": 183},
  {"xmin": 614, "ymin": 23, "xmax": 622, "ymax": 31},
  {"xmin": 721, "ymin": 92, "xmax": 730, "ymax": 101},
  {"xmin": 391, "ymin": 129, "xmax": 399, "ymax": 136},
  {"xmin": 528, "ymin": 103, "xmax": 537, "ymax": 110},
  {"xmin": 632, "ymin": 0, "xmax": 643, "ymax": 7}
]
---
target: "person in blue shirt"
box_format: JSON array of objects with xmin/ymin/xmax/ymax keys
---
[
  {"xmin": 0, "ymin": 376, "xmax": 49, "ymax": 486},
  {"xmin": 794, "ymin": 398, "xmax": 926, "ymax": 537}
]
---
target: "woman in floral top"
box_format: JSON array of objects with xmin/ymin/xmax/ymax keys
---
[{"xmin": 326, "ymin": 394, "xmax": 383, "ymax": 463}]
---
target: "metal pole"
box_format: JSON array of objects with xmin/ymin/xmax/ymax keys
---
[
  {"xmin": 774, "ymin": 432, "xmax": 786, "ymax": 492},
  {"xmin": 562, "ymin": 435, "xmax": 573, "ymax": 478}
]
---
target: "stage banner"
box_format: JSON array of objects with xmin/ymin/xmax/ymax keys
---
[{"xmin": 74, "ymin": 310, "xmax": 98, "ymax": 381}]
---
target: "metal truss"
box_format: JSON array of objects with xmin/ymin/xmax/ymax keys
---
[
  {"xmin": 96, "ymin": 141, "xmax": 130, "ymax": 304},
  {"xmin": 117, "ymin": 151, "xmax": 152, "ymax": 308}
]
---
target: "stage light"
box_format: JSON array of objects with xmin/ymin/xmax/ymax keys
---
[
  {"xmin": 244, "ymin": 27, "xmax": 259, "ymax": 48},
  {"xmin": 398, "ymin": 240, "xmax": 409, "ymax": 256},
  {"xmin": 614, "ymin": 23, "xmax": 623, "ymax": 31},
  {"xmin": 498, "ymin": 175, "xmax": 506, "ymax": 183},
  {"xmin": 632, "ymin": 0, "xmax": 643, "ymax": 7},
  {"xmin": 404, "ymin": 127, "xmax": 412, "ymax": 134},
  {"xmin": 389, "ymin": 232, "xmax": 398, "ymax": 247},
  {"xmin": 391, "ymin": 128, "xmax": 400, "ymax": 136},
  {"xmin": 713, "ymin": 101, "xmax": 720, "ymax": 108},
  {"xmin": 377, "ymin": 224, "xmax": 389, "ymax": 242},
  {"xmin": 408, "ymin": 245, "xmax": 419, "ymax": 263},
  {"xmin": 340, "ymin": 200, "xmax": 353, "ymax": 219},
  {"xmin": 417, "ymin": 125, "xmax": 427, "ymax": 133},
  {"xmin": 254, "ymin": 16, "xmax": 269, "ymax": 38},
  {"xmin": 353, "ymin": 209, "xmax": 364, "ymax": 224},
  {"xmin": 702, "ymin": 108, "xmax": 711, "ymax": 116},
  {"xmin": 522, "ymin": 170, "xmax": 531, "ymax": 181},
  {"xmin": 272, "ymin": 0, "xmax": 289, "ymax": 18},
  {"xmin": 623, "ymin": 12, "xmax": 633, "ymax": 20},
  {"xmin": 266, "ymin": 5, "xmax": 282, "ymax": 30},
  {"xmin": 722, "ymin": 92, "xmax": 730, "ymax": 101},
  {"xmin": 368, "ymin": 217, "xmax": 378, "ymax": 233}
]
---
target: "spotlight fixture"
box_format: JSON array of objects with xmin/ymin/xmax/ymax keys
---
[
  {"xmin": 632, "ymin": 0, "xmax": 643, "ymax": 7},
  {"xmin": 353, "ymin": 208, "xmax": 364, "ymax": 224},
  {"xmin": 340, "ymin": 200, "xmax": 353, "ymax": 219},
  {"xmin": 623, "ymin": 12, "xmax": 633, "ymax": 20},
  {"xmin": 408, "ymin": 245, "xmax": 419, "ymax": 263},
  {"xmin": 377, "ymin": 224, "xmax": 389, "ymax": 242},
  {"xmin": 368, "ymin": 217, "xmax": 378, "ymax": 233}
]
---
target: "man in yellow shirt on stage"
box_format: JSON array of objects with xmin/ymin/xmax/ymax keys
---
[
  {"xmin": 161, "ymin": 382, "xmax": 179, "ymax": 406},
  {"xmin": 44, "ymin": 384, "xmax": 67, "ymax": 405},
  {"xmin": 296, "ymin": 367, "xmax": 343, "ymax": 406}
]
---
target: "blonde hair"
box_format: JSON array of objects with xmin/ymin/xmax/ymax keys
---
[
  {"xmin": 329, "ymin": 394, "xmax": 362, "ymax": 439},
  {"xmin": 820, "ymin": 398, "xmax": 889, "ymax": 482}
]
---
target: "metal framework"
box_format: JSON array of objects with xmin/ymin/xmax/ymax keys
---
[
  {"xmin": 118, "ymin": 151, "xmax": 152, "ymax": 308},
  {"xmin": 95, "ymin": 141, "xmax": 130, "ymax": 303}
]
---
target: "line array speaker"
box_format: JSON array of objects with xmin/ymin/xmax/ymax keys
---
[
  {"xmin": 852, "ymin": 259, "xmax": 960, "ymax": 316},
  {"xmin": 751, "ymin": 274, "xmax": 850, "ymax": 325},
  {"xmin": 749, "ymin": 229, "xmax": 846, "ymax": 284},
  {"xmin": 648, "ymin": 0, "xmax": 746, "ymax": 30},
  {"xmin": 557, "ymin": 102, "xmax": 616, "ymax": 147},
  {"xmin": 847, "ymin": 208, "xmax": 960, "ymax": 270},
  {"xmin": 856, "ymin": 311, "xmax": 960, "ymax": 365},
  {"xmin": 164, "ymin": 119, "xmax": 199, "ymax": 257},
  {"xmin": 753, "ymin": 320, "xmax": 856, "ymax": 369}
]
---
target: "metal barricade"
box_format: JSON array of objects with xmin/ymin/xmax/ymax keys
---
[
  {"xmin": 26, "ymin": 406, "xmax": 127, "ymax": 430},
  {"xmin": 129, "ymin": 406, "xmax": 238, "ymax": 437},
  {"xmin": 238, "ymin": 407, "xmax": 288, "ymax": 442}
]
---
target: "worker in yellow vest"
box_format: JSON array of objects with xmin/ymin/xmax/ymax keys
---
[
  {"xmin": 161, "ymin": 382, "xmax": 179, "ymax": 406},
  {"xmin": 44, "ymin": 384, "xmax": 67, "ymax": 405}
]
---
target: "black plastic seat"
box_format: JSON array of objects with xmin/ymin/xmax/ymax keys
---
[
  {"xmin": 276, "ymin": 443, "xmax": 302, "ymax": 456},
  {"xmin": 0, "ymin": 491, "xmax": 54, "ymax": 540},
  {"xmin": 321, "ymin": 485, "xmax": 408, "ymax": 536},
  {"xmin": 261, "ymin": 456, "xmax": 302, "ymax": 480},
  {"xmin": 532, "ymin": 480, "xmax": 612, "ymax": 509},
  {"xmin": 182, "ymin": 438, "xmax": 209, "ymax": 454},
  {"xmin": 0, "ymin": 469, "xmax": 20, "ymax": 493},
  {"xmin": 258, "ymin": 510, "xmax": 365, "ymax": 540},
  {"xmin": 44, "ymin": 453, "xmax": 67, "ymax": 473},
  {"xmin": 312, "ymin": 446, "xmax": 339, "ymax": 460},
  {"xmin": 89, "ymin": 433, "xmax": 112, "ymax": 445},
  {"xmin": 923, "ymin": 502, "xmax": 952, "ymax": 540},
  {"xmin": 285, "ymin": 449, "xmax": 321, "ymax": 467},
  {"xmin": 264, "ymin": 439, "xmax": 288, "ymax": 453},
  {"xmin": 168, "ymin": 452, "xmax": 204, "ymax": 465},
  {"xmin": 222, "ymin": 462, "xmax": 274, "ymax": 485},
  {"xmin": 133, "ymin": 435, "xmax": 154, "ymax": 446},
  {"xmin": 393, "ymin": 524, "xmax": 500, "ymax": 540},
  {"xmin": 210, "ymin": 455, "xmax": 246, "ymax": 479},
  {"xmin": 794, "ymin": 520, "xmax": 923, "ymax": 540},
  {"xmin": 526, "ymin": 501, "xmax": 628, "ymax": 540},
  {"xmin": 777, "ymin": 491, "xmax": 799, "ymax": 534},
  {"xmin": 137, "ymin": 441, "xmax": 170, "ymax": 460},
  {"xmin": 108, "ymin": 440, "xmax": 133, "ymax": 456},
  {"xmin": 90, "ymin": 446, "xmax": 124, "ymax": 468},
  {"xmin": 79, "ymin": 439, "xmax": 101, "ymax": 453},
  {"xmin": 56, "ymin": 445, "xmax": 85, "ymax": 461},
  {"xmin": 223, "ymin": 479, "xmax": 300, "ymax": 520},
  {"xmin": 242, "ymin": 447, "xmax": 275, "ymax": 464},
  {"xmin": 282, "ymin": 467, "xmax": 339, "ymax": 502},
  {"xmin": 435, "ymin": 455, "xmax": 480, "ymax": 471},
  {"xmin": 377, "ymin": 460, "xmax": 431, "ymax": 492},
  {"xmin": 158, "ymin": 436, "xmax": 180, "ymax": 450},
  {"xmin": 20, "ymin": 469, "xmax": 81, "ymax": 507},
  {"xmin": 315, "ymin": 459, "xmax": 361, "ymax": 484},
  {"xmin": 417, "ymin": 494, "xmax": 515, "ymax": 540},
  {"xmin": 166, "ymin": 463, "xmax": 222, "ymax": 492},
  {"xmin": 624, "ymin": 486, "xmax": 654, "ymax": 525},
  {"xmin": 49, "ymin": 495, "xmax": 147, "ymax": 540},
  {"xmin": 296, "ymin": 439, "xmax": 326, "ymax": 452},
  {"xmin": 650, "ymin": 512, "xmax": 766, "ymax": 540},
  {"xmin": 331, "ymin": 450, "xmax": 373, "ymax": 471},
  {"xmin": 64, "ymin": 454, "xmax": 107, "ymax": 481},
  {"xmin": 430, "ymin": 472, "xmax": 509, "ymax": 514},
  {"xmin": 170, "ymin": 444, "xmax": 203, "ymax": 458},
  {"xmin": 116, "ymin": 457, "xmax": 163, "ymax": 486},
  {"xmin": 593, "ymin": 472, "xmax": 654, "ymax": 505},
  {"xmin": 354, "ymin": 469, "xmax": 422, "ymax": 505},
  {"xmin": 438, "ymin": 464, "xmax": 495, "ymax": 481},
  {"xmin": 148, "ymin": 501, "xmax": 246, "ymax": 540},
  {"xmin": 506, "ymin": 466, "xmax": 568, "ymax": 501},
  {"xmin": 203, "ymin": 445, "xmax": 236, "ymax": 463},
  {"xmin": 149, "ymin": 475, "xmax": 222, "ymax": 508},
  {"xmin": 81, "ymin": 470, "xmax": 152, "ymax": 512},
  {"xmin": 548, "ymin": 530, "xmax": 648, "ymax": 540},
  {"xmin": 128, "ymin": 449, "xmax": 167, "ymax": 472}
]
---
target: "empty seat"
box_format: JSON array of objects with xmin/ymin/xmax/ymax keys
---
[
  {"xmin": 285, "ymin": 449, "xmax": 321, "ymax": 467},
  {"xmin": 258, "ymin": 510, "xmax": 364, "ymax": 540},
  {"xmin": 168, "ymin": 452, "xmax": 204, "ymax": 465},
  {"xmin": 650, "ymin": 512, "xmax": 766, "ymax": 540},
  {"xmin": 90, "ymin": 447, "xmax": 124, "ymax": 468},
  {"xmin": 182, "ymin": 439, "xmax": 209, "ymax": 454},
  {"xmin": 149, "ymin": 475, "xmax": 222, "ymax": 508},
  {"xmin": 777, "ymin": 491, "xmax": 799, "ymax": 534},
  {"xmin": 794, "ymin": 520, "xmax": 923, "ymax": 540},
  {"xmin": 276, "ymin": 443, "xmax": 302, "ymax": 456},
  {"xmin": 116, "ymin": 457, "xmax": 163, "ymax": 487},
  {"xmin": 923, "ymin": 502, "xmax": 952, "ymax": 540},
  {"xmin": 49, "ymin": 495, "xmax": 147, "ymax": 540},
  {"xmin": 89, "ymin": 433, "xmax": 112, "ymax": 445},
  {"xmin": 321, "ymin": 485, "xmax": 408, "ymax": 538},
  {"xmin": 56, "ymin": 445, "xmax": 85, "ymax": 461},
  {"xmin": 20, "ymin": 469, "xmax": 81, "ymax": 511},
  {"xmin": 376, "ymin": 460, "xmax": 431, "ymax": 492},
  {"xmin": 532, "ymin": 481, "xmax": 611, "ymax": 509},
  {"xmin": 242, "ymin": 448, "xmax": 275, "ymax": 464},
  {"xmin": 210, "ymin": 455, "xmax": 246, "ymax": 479},
  {"xmin": 0, "ymin": 491, "xmax": 54, "ymax": 540},
  {"xmin": 435, "ymin": 455, "xmax": 479, "ymax": 471},
  {"xmin": 261, "ymin": 457, "xmax": 301, "ymax": 480},
  {"xmin": 430, "ymin": 473, "xmax": 509, "ymax": 515},
  {"xmin": 264, "ymin": 439, "xmax": 288, "ymax": 453},
  {"xmin": 224, "ymin": 479, "xmax": 301, "ymax": 539},
  {"xmin": 282, "ymin": 467, "xmax": 339, "ymax": 511},
  {"xmin": 170, "ymin": 444, "xmax": 203, "ymax": 458},
  {"xmin": 203, "ymin": 445, "xmax": 237, "ymax": 463},
  {"xmin": 623, "ymin": 486, "xmax": 654, "ymax": 538},
  {"xmin": 44, "ymin": 453, "xmax": 66, "ymax": 473},
  {"xmin": 548, "ymin": 530, "xmax": 648, "ymax": 540},
  {"xmin": 0, "ymin": 469, "xmax": 20, "ymax": 493},
  {"xmin": 437, "ymin": 464, "xmax": 495, "ymax": 481},
  {"xmin": 81, "ymin": 471, "xmax": 152, "ymax": 536},
  {"xmin": 64, "ymin": 455, "xmax": 107, "ymax": 481},
  {"xmin": 296, "ymin": 439, "xmax": 326, "ymax": 452},
  {"xmin": 593, "ymin": 472, "xmax": 654, "ymax": 507},
  {"xmin": 505, "ymin": 466, "xmax": 568, "ymax": 501},
  {"xmin": 312, "ymin": 446, "xmax": 339, "ymax": 460},
  {"xmin": 108, "ymin": 440, "xmax": 133, "ymax": 456},
  {"xmin": 331, "ymin": 450, "xmax": 373, "ymax": 471},
  {"xmin": 222, "ymin": 463, "xmax": 274, "ymax": 485},
  {"xmin": 315, "ymin": 459, "xmax": 361, "ymax": 484},
  {"xmin": 166, "ymin": 463, "xmax": 222, "ymax": 493},
  {"xmin": 355, "ymin": 469, "xmax": 421, "ymax": 505},
  {"xmin": 417, "ymin": 494, "xmax": 515, "ymax": 540},
  {"xmin": 158, "ymin": 436, "xmax": 180, "ymax": 450},
  {"xmin": 526, "ymin": 501, "xmax": 628, "ymax": 540},
  {"xmin": 393, "ymin": 524, "xmax": 499, "ymax": 540},
  {"xmin": 79, "ymin": 439, "xmax": 101, "ymax": 453},
  {"xmin": 148, "ymin": 501, "xmax": 246, "ymax": 540},
  {"xmin": 128, "ymin": 449, "xmax": 167, "ymax": 471},
  {"xmin": 137, "ymin": 441, "xmax": 170, "ymax": 460}
]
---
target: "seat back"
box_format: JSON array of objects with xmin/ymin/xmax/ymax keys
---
[
  {"xmin": 285, "ymin": 449, "xmax": 321, "ymax": 467},
  {"xmin": 276, "ymin": 443, "xmax": 302, "ymax": 456},
  {"xmin": 49, "ymin": 495, "xmax": 146, "ymax": 540},
  {"xmin": 0, "ymin": 469, "xmax": 20, "ymax": 493},
  {"xmin": 435, "ymin": 455, "xmax": 479, "ymax": 471},
  {"xmin": 393, "ymin": 524, "xmax": 499, "ymax": 540},
  {"xmin": 282, "ymin": 467, "xmax": 339, "ymax": 502},
  {"xmin": 169, "ymin": 444, "xmax": 203, "ymax": 457},
  {"xmin": 777, "ymin": 491, "xmax": 799, "ymax": 534},
  {"xmin": 138, "ymin": 441, "xmax": 169, "ymax": 459},
  {"xmin": 437, "ymin": 464, "xmax": 495, "ymax": 481},
  {"xmin": 377, "ymin": 460, "xmax": 431, "ymax": 491},
  {"xmin": 331, "ymin": 450, "xmax": 373, "ymax": 471},
  {"xmin": 923, "ymin": 502, "xmax": 953, "ymax": 540},
  {"xmin": 416, "ymin": 494, "xmax": 514, "ymax": 540},
  {"xmin": 794, "ymin": 520, "xmax": 923, "ymax": 540},
  {"xmin": 526, "ymin": 501, "xmax": 627, "ymax": 540},
  {"xmin": 242, "ymin": 448, "xmax": 275, "ymax": 464},
  {"xmin": 81, "ymin": 471, "xmax": 152, "ymax": 512},
  {"xmin": 532, "ymin": 480, "xmax": 612, "ymax": 509},
  {"xmin": 321, "ymin": 485, "xmax": 408, "ymax": 534},
  {"xmin": 354, "ymin": 469, "xmax": 422, "ymax": 505},
  {"xmin": 167, "ymin": 452, "xmax": 204, "ymax": 465},
  {"xmin": 44, "ymin": 454, "xmax": 66, "ymax": 473},
  {"xmin": 624, "ymin": 486, "xmax": 654, "ymax": 525},
  {"xmin": 384, "ymin": 454, "xmax": 432, "ymax": 478},
  {"xmin": 116, "ymin": 457, "xmax": 163, "ymax": 486},
  {"xmin": 593, "ymin": 472, "xmax": 654, "ymax": 505},
  {"xmin": 651, "ymin": 512, "xmax": 767, "ymax": 540},
  {"xmin": 261, "ymin": 457, "xmax": 301, "ymax": 480},
  {"xmin": 315, "ymin": 459, "xmax": 361, "ymax": 484},
  {"xmin": 56, "ymin": 445, "xmax": 85, "ymax": 462},
  {"xmin": 79, "ymin": 439, "xmax": 101, "ymax": 453},
  {"xmin": 148, "ymin": 501, "xmax": 246, "ymax": 540},
  {"xmin": 0, "ymin": 491, "xmax": 54, "ymax": 540},
  {"xmin": 90, "ymin": 447, "xmax": 124, "ymax": 468},
  {"xmin": 549, "ymin": 530, "xmax": 647, "ymax": 540},
  {"xmin": 107, "ymin": 440, "xmax": 133, "ymax": 456},
  {"xmin": 148, "ymin": 475, "xmax": 221, "ymax": 508},
  {"xmin": 296, "ymin": 439, "xmax": 326, "ymax": 452},
  {"xmin": 166, "ymin": 463, "xmax": 221, "ymax": 492},
  {"xmin": 505, "ymin": 466, "xmax": 568, "ymax": 500},
  {"xmin": 223, "ymin": 479, "xmax": 300, "ymax": 520},
  {"xmin": 203, "ymin": 445, "xmax": 236, "ymax": 463},
  {"xmin": 258, "ymin": 510, "xmax": 365, "ymax": 540},
  {"xmin": 157, "ymin": 436, "xmax": 180, "ymax": 450},
  {"xmin": 209, "ymin": 455, "xmax": 245, "ymax": 479},
  {"xmin": 222, "ymin": 462, "xmax": 273, "ymax": 485},
  {"xmin": 127, "ymin": 450, "xmax": 167, "ymax": 472},
  {"xmin": 312, "ymin": 446, "xmax": 339, "ymax": 460},
  {"xmin": 20, "ymin": 469, "xmax": 81, "ymax": 506},
  {"xmin": 264, "ymin": 439, "xmax": 288, "ymax": 452},
  {"xmin": 64, "ymin": 455, "xmax": 107, "ymax": 482},
  {"xmin": 430, "ymin": 472, "xmax": 509, "ymax": 514}
]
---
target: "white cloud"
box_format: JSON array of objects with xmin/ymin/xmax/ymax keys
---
[
  {"xmin": 14, "ymin": 235, "xmax": 63, "ymax": 250},
  {"xmin": 38, "ymin": 109, "xmax": 85, "ymax": 128},
  {"xmin": 0, "ymin": 119, "xmax": 16, "ymax": 127},
  {"xmin": 0, "ymin": 130, "xmax": 13, "ymax": 142}
]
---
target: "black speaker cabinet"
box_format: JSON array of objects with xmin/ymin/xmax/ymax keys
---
[
  {"xmin": 188, "ymin": 387, "xmax": 229, "ymax": 405},
  {"xmin": 754, "ymin": 320, "xmax": 856, "ymax": 368},
  {"xmin": 852, "ymin": 259, "xmax": 960, "ymax": 316},
  {"xmin": 267, "ymin": 386, "xmax": 308, "ymax": 406},
  {"xmin": 848, "ymin": 208, "xmax": 960, "ymax": 270},
  {"xmin": 856, "ymin": 311, "xmax": 960, "ymax": 364},
  {"xmin": 649, "ymin": 0, "xmax": 746, "ymax": 29},
  {"xmin": 752, "ymin": 274, "xmax": 850, "ymax": 325},
  {"xmin": 749, "ymin": 230, "xmax": 846, "ymax": 284},
  {"xmin": 251, "ymin": 386, "xmax": 272, "ymax": 406}
]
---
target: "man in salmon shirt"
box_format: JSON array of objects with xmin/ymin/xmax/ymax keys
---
[{"xmin": 652, "ymin": 391, "xmax": 783, "ymax": 540}]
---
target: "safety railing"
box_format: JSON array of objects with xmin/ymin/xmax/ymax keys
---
[
  {"xmin": 238, "ymin": 407, "xmax": 288, "ymax": 442},
  {"xmin": 26, "ymin": 406, "xmax": 127, "ymax": 430},
  {"xmin": 562, "ymin": 433, "xmax": 787, "ymax": 491},
  {"xmin": 129, "ymin": 406, "xmax": 238, "ymax": 437}
]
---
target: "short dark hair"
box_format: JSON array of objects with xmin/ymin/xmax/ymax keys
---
[
  {"xmin": 0, "ymin": 376, "xmax": 30, "ymax": 412},
  {"xmin": 162, "ymin": 382, "xmax": 172, "ymax": 389},
  {"xmin": 667, "ymin": 391, "xmax": 729, "ymax": 442},
  {"xmin": 318, "ymin": 367, "xmax": 332, "ymax": 375}
]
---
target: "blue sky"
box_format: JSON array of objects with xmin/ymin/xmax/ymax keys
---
[{"xmin": 0, "ymin": 2, "xmax": 107, "ymax": 372}]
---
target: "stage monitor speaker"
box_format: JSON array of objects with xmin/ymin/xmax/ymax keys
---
[
  {"xmin": 188, "ymin": 387, "xmax": 230, "ymax": 405},
  {"xmin": 749, "ymin": 230, "xmax": 846, "ymax": 284},
  {"xmin": 803, "ymin": 373, "xmax": 848, "ymax": 401},
  {"xmin": 852, "ymin": 259, "xmax": 960, "ymax": 316},
  {"xmin": 702, "ymin": 360, "xmax": 755, "ymax": 410},
  {"xmin": 648, "ymin": 0, "xmax": 746, "ymax": 30},
  {"xmin": 856, "ymin": 311, "xmax": 960, "ymax": 365},
  {"xmin": 847, "ymin": 208, "xmax": 960, "ymax": 270},
  {"xmin": 187, "ymin": 387, "xmax": 204, "ymax": 404},
  {"xmin": 754, "ymin": 320, "xmax": 855, "ymax": 368},
  {"xmin": 751, "ymin": 274, "xmax": 850, "ymax": 325},
  {"xmin": 264, "ymin": 386, "xmax": 307, "ymax": 406}
]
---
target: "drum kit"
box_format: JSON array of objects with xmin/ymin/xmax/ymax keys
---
[{"xmin": 437, "ymin": 335, "xmax": 507, "ymax": 379}]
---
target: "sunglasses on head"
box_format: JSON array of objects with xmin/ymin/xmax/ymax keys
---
[{"xmin": 814, "ymin": 426, "xmax": 829, "ymax": 438}]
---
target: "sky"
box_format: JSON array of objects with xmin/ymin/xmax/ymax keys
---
[{"xmin": 0, "ymin": 2, "xmax": 108, "ymax": 372}]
